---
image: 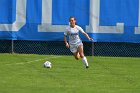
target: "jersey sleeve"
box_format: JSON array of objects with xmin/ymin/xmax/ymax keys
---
[{"xmin": 77, "ymin": 25, "xmax": 85, "ymax": 33}]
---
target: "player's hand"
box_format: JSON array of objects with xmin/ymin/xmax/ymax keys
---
[
  {"xmin": 89, "ymin": 38, "xmax": 94, "ymax": 42},
  {"xmin": 65, "ymin": 43, "xmax": 70, "ymax": 48}
]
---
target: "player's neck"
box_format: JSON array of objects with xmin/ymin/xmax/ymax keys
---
[{"xmin": 70, "ymin": 25, "xmax": 76, "ymax": 28}]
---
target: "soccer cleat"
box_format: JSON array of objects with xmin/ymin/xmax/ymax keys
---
[{"xmin": 86, "ymin": 66, "xmax": 89, "ymax": 69}]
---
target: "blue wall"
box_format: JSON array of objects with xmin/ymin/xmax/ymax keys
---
[{"xmin": 0, "ymin": 0, "xmax": 140, "ymax": 43}]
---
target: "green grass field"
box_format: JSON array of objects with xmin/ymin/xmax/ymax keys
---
[{"xmin": 0, "ymin": 53, "xmax": 140, "ymax": 93}]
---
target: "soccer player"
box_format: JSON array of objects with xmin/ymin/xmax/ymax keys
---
[{"xmin": 64, "ymin": 16, "xmax": 93, "ymax": 68}]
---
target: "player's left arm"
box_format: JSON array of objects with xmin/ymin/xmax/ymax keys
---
[
  {"xmin": 78, "ymin": 26, "xmax": 93, "ymax": 41},
  {"xmin": 82, "ymin": 32, "xmax": 93, "ymax": 41}
]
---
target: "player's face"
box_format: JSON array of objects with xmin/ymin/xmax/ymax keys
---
[{"xmin": 69, "ymin": 18, "xmax": 76, "ymax": 27}]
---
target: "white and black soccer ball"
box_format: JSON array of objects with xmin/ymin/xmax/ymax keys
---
[{"xmin": 44, "ymin": 61, "xmax": 52, "ymax": 68}]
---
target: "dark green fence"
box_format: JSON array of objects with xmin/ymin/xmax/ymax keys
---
[{"xmin": 0, "ymin": 40, "xmax": 140, "ymax": 57}]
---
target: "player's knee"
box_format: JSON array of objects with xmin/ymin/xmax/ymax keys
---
[
  {"xmin": 79, "ymin": 53, "xmax": 84, "ymax": 58},
  {"xmin": 75, "ymin": 56, "xmax": 80, "ymax": 60}
]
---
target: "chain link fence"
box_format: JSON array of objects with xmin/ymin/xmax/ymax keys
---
[{"xmin": 0, "ymin": 40, "xmax": 140, "ymax": 57}]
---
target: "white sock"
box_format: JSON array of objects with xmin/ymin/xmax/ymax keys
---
[{"xmin": 82, "ymin": 56, "xmax": 89, "ymax": 67}]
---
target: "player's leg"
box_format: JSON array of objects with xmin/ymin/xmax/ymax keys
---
[
  {"xmin": 73, "ymin": 51, "xmax": 80, "ymax": 60},
  {"xmin": 77, "ymin": 44, "xmax": 84, "ymax": 58},
  {"xmin": 70, "ymin": 44, "xmax": 80, "ymax": 60},
  {"xmin": 78, "ymin": 44, "xmax": 89, "ymax": 68}
]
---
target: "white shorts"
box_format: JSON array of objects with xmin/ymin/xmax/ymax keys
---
[{"xmin": 69, "ymin": 42, "xmax": 83, "ymax": 53}]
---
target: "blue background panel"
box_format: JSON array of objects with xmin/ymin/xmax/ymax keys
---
[{"xmin": 0, "ymin": 0, "xmax": 139, "ymax": 43}]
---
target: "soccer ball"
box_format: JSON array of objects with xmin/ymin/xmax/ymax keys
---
[{"xmin": 44, "ymin": 61, "xmax": 52, "ymax": 68}]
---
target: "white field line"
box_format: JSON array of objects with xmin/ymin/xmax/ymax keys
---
[{"xmin": 5, "ymin": 56, "xmax": 62, "ymax": 65}]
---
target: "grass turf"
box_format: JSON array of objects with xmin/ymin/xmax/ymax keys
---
[{"xmin": 0, "ymin": 53, "xmax": 140, "ymax": 93}]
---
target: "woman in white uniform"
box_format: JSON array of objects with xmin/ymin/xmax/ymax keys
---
[{"xmin": 64, "ymin": 16, "xmax": 93, "ymax": 68}]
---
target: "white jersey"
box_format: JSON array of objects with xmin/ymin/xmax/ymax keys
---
[{"xmin": 64, "ymin": 25, "xmax": 85, "ymax": 45}]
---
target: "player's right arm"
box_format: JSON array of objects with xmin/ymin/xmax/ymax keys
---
[
  {"xmin": 64, "ymin": 35, "xmax": 69, "ymax": 48},
  {"xmin": 64, "ymin": 29, "xmax": 70, "ymax": 48}
]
